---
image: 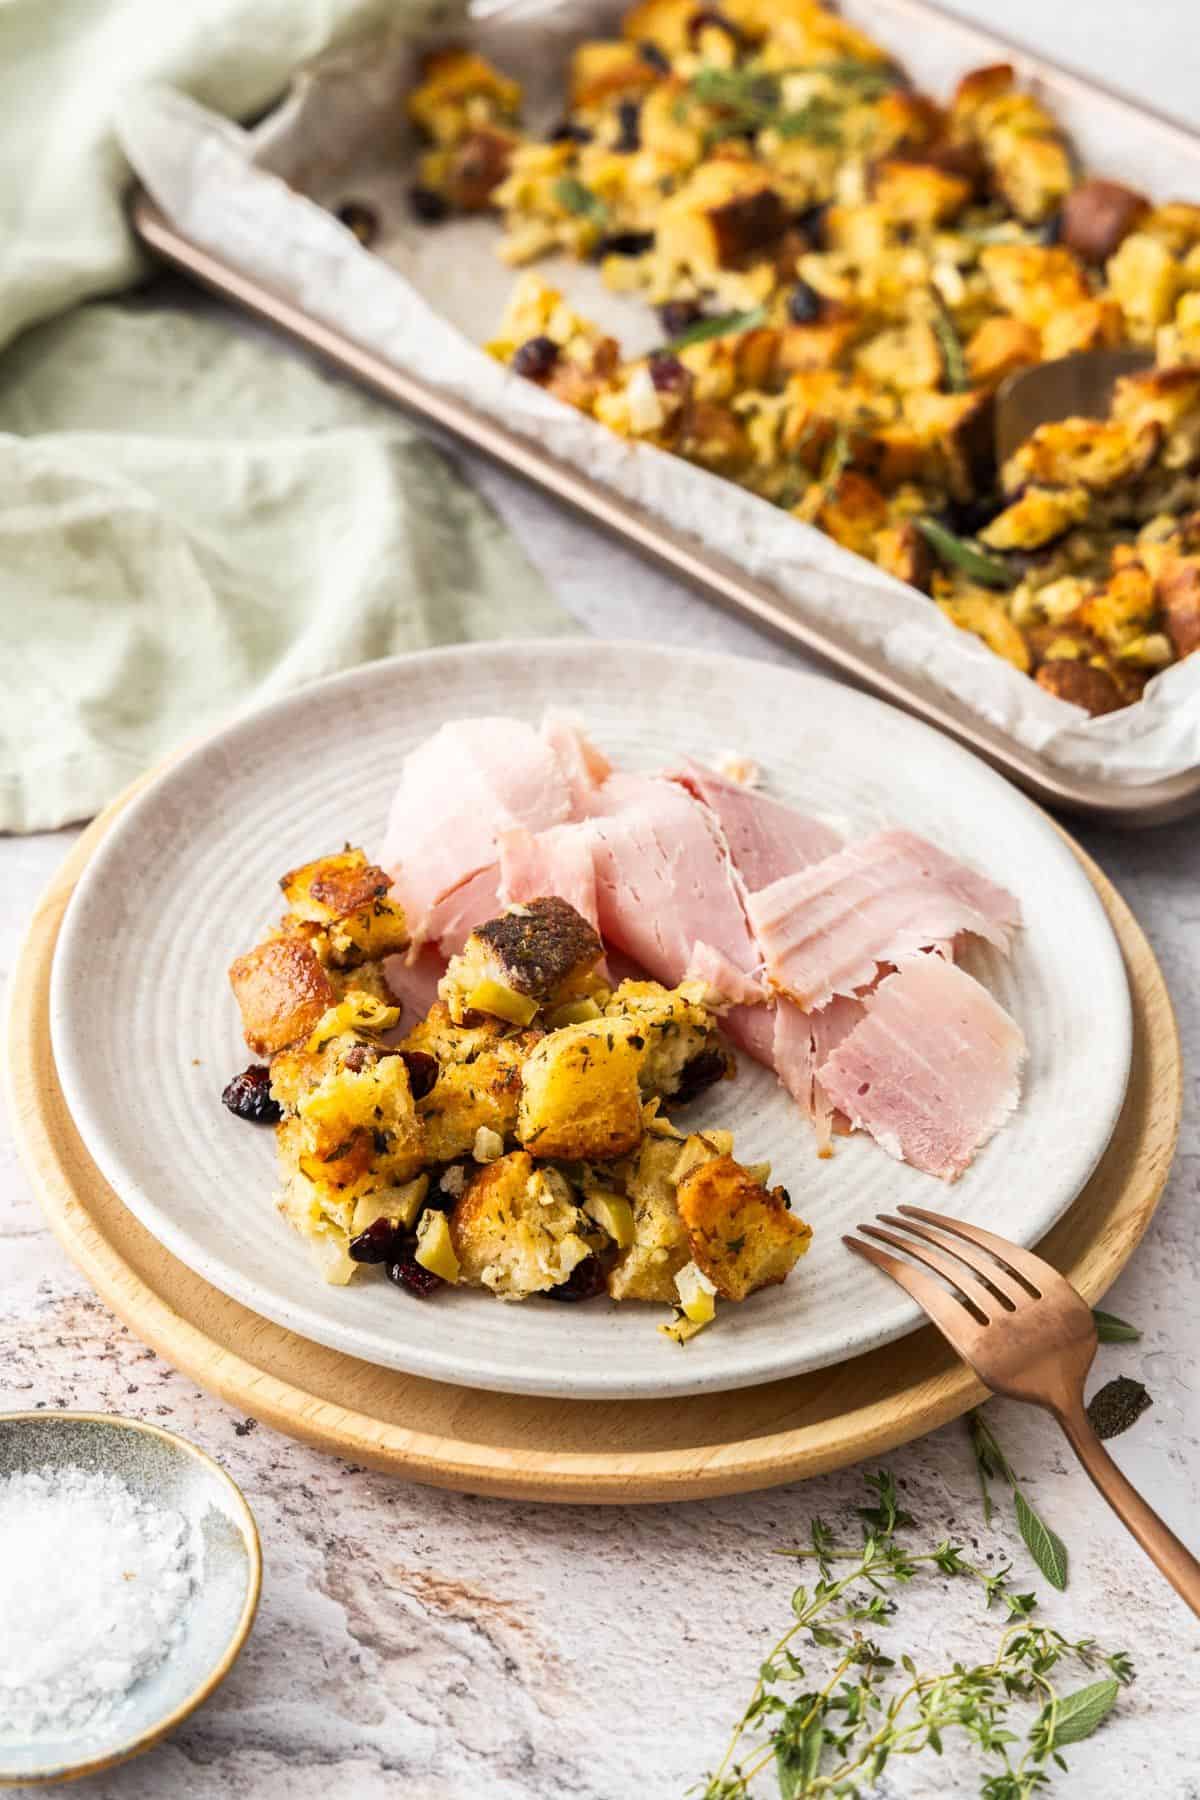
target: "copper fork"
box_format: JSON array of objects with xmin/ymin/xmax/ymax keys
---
[{"xmin": 845, "ymin": 1204, "xmax": 1200, "ymax": 1618}]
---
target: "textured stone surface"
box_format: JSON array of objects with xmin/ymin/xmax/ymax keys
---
[{"xmin": 3, "ymin": 9, "xmax": 1200, "ymax": 1791}]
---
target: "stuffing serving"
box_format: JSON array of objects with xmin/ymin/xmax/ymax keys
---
[
  {"xmin": 223, "ymin": 714, "xmax": 1027, "ymax": 1344},
  {"xmin": 398, "ymin": 2, "xmax": 1200, "ymax": 715}
]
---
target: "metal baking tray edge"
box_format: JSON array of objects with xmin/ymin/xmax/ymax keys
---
[{"xmin": 130, "ymin": 190, "xmax": 1200, "ymax": 828}]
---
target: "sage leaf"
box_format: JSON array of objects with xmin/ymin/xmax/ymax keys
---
[
  {"xmin": 553, "ymin": 176, "xmax": 609, "ymax": 225},
  {"xmin": 1041, "ymin": 1676, "xmax": 1120, "ymax": 1748},
  {"xmin": 1093, "ymin": 1308, "xmax": 1141, "ymax": 1343},
  {"xmin": 1014, "ymin": 1489, "xmax": 1068, "ymax": 1590},
  {"xmin": 664, "ymin": 304, "xmax": 767, "ymax": 351},
  {"xmin": 916, "ymin": 516, "xmax": 1015, "ymax": 588}
]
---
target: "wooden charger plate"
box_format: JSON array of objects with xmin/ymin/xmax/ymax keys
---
[{"xmin": 9, "ymin": 777, "xmax": 1181, "ymax": 1503}]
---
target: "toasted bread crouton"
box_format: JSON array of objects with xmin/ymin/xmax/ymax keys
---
[
  {"xmin": 1156, "ymin": 556, "xmax": 1200, "ymax": 659},
  {"xmin": 603, "ymin": 979, "xmax": 729, "ymax": 1103},
  {"xmin": 417, "ymin": 1038, "xmax": 533, "ymax": 1164},
  {"xmin": 1111, "ymin": 367, "xmax": 1200, "ymax": 471},
  {"xmin": 936, "ymin": 591, "xmax": 1031, "ymax": 672},
  {"xmin": 272, "ymin": 1026, "xmax": 427, "ymax": 1280},
  {"xmin": 606, "ymin": 1136, "xmax": 690, "ymax": 1302},
  {"xmin": 450, "ymin": 1151, "xmax": 593, "ymax": 1296},
  {"xmin": 902, "ymin": 389, "xmax": 992, "ymax": 500},
  {"xmin": 872, "ymin": 159, "xmax": 972, "ymax": 226},
  {"xmin": 407, "ymin": 48, "xmax": 521, "ymax": 147},
  {"xmin": 1034, "ymin": 658, "xmax": 1124, "ymax": 714},
  {"xmin": 280, "ymin": 848, "xmax": 409, "ymax": 967},
  {"xmin": 229, "ymin": 936, "xmax": 336, "ymax": 1057},
  {"xmin": 875, "ymin": 521, "xmax": 933, "ymax": 591},
  {"xmin": 796, "ymin": 469, "xmax": 889, "ymax": 557},
  {"xmin": 1001, "ymin": 417, "xmax": 1161, "ymax": 496},
  {"xmin": 440, "ymin": 897, "xmax": 604, "ymax": 1025},
  {"xmin": 965, "ymin": 316, "xmax": 1040, "ymax": 391},
  {"xmin": 517, "ymin": 1016, "xmax": 644, "ymax": 1160},
  {"xmin": 979, "ymin": 245, "xmax": 1090, "ymax": 328},
  {"xmin": 1106, "ymin": 232, "xmax": 1180, "ymax": 337},
  {"xmin": 676, "ymin": 1154, "xmax": 811, "ymax": 1300},
  {"xmin": 657, "ymin": 162, "xmax": 786, "ymax": 274},
  {"xmin": 1039, "ymin": 298, "xmax": 1125, "ymax": 362},
  {"xmin": 980, "ymin": 485, "xmax": 1090, "ymax": 552},
  {"xmin": 402, "ymin": 998, "xmax": 536, "ymax": 1067}
]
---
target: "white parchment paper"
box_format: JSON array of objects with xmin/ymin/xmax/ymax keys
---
[{"xmin": 117, "ymin": 0, "xmax": 1200, "ymax": 783}]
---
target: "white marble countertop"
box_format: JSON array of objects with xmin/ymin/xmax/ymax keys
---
[{"xmin": 4, "ymin": 4, "xmax": 1199, "ymax": 1794}]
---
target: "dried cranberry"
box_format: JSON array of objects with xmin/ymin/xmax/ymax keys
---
[
  {"xmin": 549, "ymin": 119, "xmax": 593, "ymax": 144},
  {"xmin": 687, "ymin": 9, "xmax": 745, "ymax": 51},
  {"xmin": 614, "ymin": 99, "xmax": 642, "ymax": 152},
  {"xmin": 792, "ymin": 202, "xmax": 830, "ymax": 249},
  {"xmin": 336, "ymin": 200, "xmax": 380, "ymax": 244},
  {"xmin": 648, "ymin": 353, "xmax": 690, "ymax": 394},
  {"xmin": 349, "ymin": 1217, "xmax": 408, "ymax": 1264},
  {"xmin": 512, "ymin": 336, "xmax": 560, "ymax": 382},
  {"xmin": 638, "ymin": 40, "xmax": 670, "ymax": 72},
  {"xmin": 657, "ymin": 298, "xmax": 703, "ymax": 338},
  {"xmin": 786, "ymin": 279, "xmax": 823, "ymax": 325},
  {"xmin": 544, "ymin": 1255, "xmax": 607, "ymax": 1301},
  {"xmin": 595, "ymin": 230, "xmax": 655, "ymax": 257},
  {"xmin": 408, "ymin": 185, "xmax": 448, "ymax": 224},
  {"xmin": 672, "ymin": 1047, "xmax": 729, "ymax": 1105},
  {"xmin": 222, "ymin": 1065, "xmax": 280, "ymax": 1125},
  {"xmin": 400, "ymin": 1049, "xmax": 439, "ymax": 1100},
  {"xmin": 387, "ymin": 1252, "xmax": 444, "ymax": 1298},
  {"xmin": 342, "ymin": 1044, "xmax": 377, "ymax": 1074}
]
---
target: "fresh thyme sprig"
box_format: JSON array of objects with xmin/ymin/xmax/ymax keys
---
[{"xmin": 694, "ymin": 1471, "xmax": 1132, "ymax": 1799}]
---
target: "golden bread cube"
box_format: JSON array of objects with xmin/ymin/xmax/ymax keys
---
[
  {"xmin": 450, "ymin": 1151, "xmax": 593, "ymax": 1296},
  {"xmin": 517, "ymin": 1017, "xmax": 645, "ymax": 1160},
  {"xmin": 676, "ymin": 1154, "xmax": 811, "ymax": 1300},
  {"xmin": 229, "ymin": 935, "xmax": 335, "ymax": 1057}
]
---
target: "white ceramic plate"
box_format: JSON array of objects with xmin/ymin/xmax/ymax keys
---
[{"xmin": 50, "ymin": 643, "xmax": 1132, "ymax": 1400}]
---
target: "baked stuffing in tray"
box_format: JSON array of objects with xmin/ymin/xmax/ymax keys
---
[{"xmin": 402, "ymin": 1, "xmax": 1200, "ymax": 715}]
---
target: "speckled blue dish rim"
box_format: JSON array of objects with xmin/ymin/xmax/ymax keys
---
[{"xmin": 0, "ymin": 1413, "xmax": 262, "ymax": 1788}]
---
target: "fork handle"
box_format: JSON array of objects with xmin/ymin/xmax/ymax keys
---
[{"xmin": 1056, "ymin": 1401, "xmax": 1200, "ymax": 1619}]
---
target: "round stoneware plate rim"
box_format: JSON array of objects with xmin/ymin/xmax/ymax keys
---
[
  {"xmin": 0, "ymin": 1411, "xmax": 261, "ymax": 1786},
  {"xmin": 49, "ymin": 642, "xmax": 1132, "ymax": 1400}
]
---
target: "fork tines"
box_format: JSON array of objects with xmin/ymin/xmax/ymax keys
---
[{"xmin": 843, "ymin": 1205, "xmax": 1053, "ymax": 1348}]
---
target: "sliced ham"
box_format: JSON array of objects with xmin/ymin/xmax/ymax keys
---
[
  {"xmin": 816, "ymin": 955, "xmax": 1026, "ymax": 1180},
  {"xmin": 499, "ymin": 823, "xmax": 600, "ymax": 933},
  {"xmin": 671, "ymin": 761, "xmax": 843, "ymax": 892},
  {"xmin": 381, "ymin": 946, "xmax": 447, "ymax": 1025},
  {"xmin": 424, "ymin": 865, "xmax": 503, "ymax": 957},
  {"xmin": 685, "ymin": 940, "xmax": 766, "ymax": 1008},
  {"xmin": 383, "ymin": 718, "xmax": 571, "ymax": 944},
  {"xmin": 772, "ymin": 1000, "xmax": 816, "ymax": 1115},
  {"xmin": 809, "ymin": 994, "xmax": 866, "ymax": 1154},
  {"xmin": 748, "ymin": 829, "xmax": 1020, "ymax": 1011},
  {"xmin": 721, "ymin": 1001, "xmax": 777, "ymax": 1066},
  {"xmin": 542, "ymin": 712, "xmax": 612, "ymax": 812},
  {"xmin": 582, "ymin": 771, "xmax": 761, "ymax": 988}
]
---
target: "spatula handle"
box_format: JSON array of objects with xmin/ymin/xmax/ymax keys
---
[{"xmin": 1057, "ymin": 1402, "xmax": 1200, "ymax": 1619}]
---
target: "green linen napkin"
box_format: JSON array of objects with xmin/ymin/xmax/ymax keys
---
[{"xmin": 0, "ymin": 0, "xmax": 569, "ymax": 833}]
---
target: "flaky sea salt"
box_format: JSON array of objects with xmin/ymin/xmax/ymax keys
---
[{"xmin": 0, "ymin": 1464, "xmax": 199, "ymax": 1743}]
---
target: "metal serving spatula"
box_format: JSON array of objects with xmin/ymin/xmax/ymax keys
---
[
  {"xmin": 845, "ymin": 1204, "xmax": 1200, "ymax": 1618},
  {"xmin": 994, "ymin": 347, "xmax": 1154, "ymax": 468}
]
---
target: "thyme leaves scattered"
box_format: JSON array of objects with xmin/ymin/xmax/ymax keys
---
[{"xmin": 695, "ymin": 1469, "xmax": 1132, "ymax": 1799}]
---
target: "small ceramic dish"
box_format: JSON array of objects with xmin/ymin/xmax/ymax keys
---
[{"xmin": 0, "ymin": 1413, "xmax": 261, "ymax": 1787}]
